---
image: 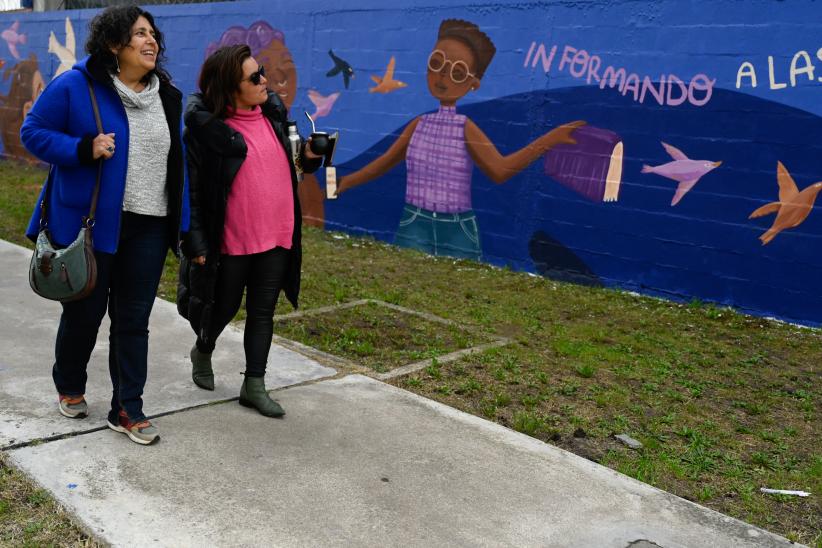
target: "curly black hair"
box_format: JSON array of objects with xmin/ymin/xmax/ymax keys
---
[{"xmin": 85, "ymin": 6, "xmax": 167, "ymax": 81}]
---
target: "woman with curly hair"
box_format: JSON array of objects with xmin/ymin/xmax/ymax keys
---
[{"xmin": 21, "ymin": 6, "xmax": 187, "ymax": 445}]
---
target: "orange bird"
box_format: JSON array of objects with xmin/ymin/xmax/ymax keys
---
[
  {"xmin": 369, "ymin": 56, "xmax": 407, "ymax": 94},
  {"xmin": 749, "ymin": 161, "xmax": 822, "ymax": 245}
]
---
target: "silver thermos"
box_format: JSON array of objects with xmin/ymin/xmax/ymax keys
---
[{"xmin": 286, "ymin": 122, "xmax": 303, "ymax": 182}]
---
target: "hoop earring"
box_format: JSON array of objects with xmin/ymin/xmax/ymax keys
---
[{"xmin": 114, "ymin": 56, "xmax": 120, "ymax": 73}]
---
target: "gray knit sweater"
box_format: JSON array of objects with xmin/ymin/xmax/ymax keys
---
[{"xmin": 113, "ymin": 74, "xmax": 170, "ymax": 217}]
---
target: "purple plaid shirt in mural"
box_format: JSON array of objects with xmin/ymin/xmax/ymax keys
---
[{"xmin": 406, "ymin": 106, "xmax": 474, "ymax": 213}]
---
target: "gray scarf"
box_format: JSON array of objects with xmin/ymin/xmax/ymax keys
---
[{"xmin": 112, "ymin": 73, "xmax": 160, "ymax": 109}]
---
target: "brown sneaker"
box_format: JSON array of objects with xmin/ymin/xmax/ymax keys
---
[
  {"xmin": 107, "ymin": 410, "xmax": 159, "ymax": 445},
  {"xmin": 58, "ymin": 394, "xmax": 88, "ymax": 419}
]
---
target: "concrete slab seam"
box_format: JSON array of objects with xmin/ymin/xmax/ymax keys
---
[
  {"xmin": 2, "ymin": 373, "xmax": 334, "ymax": 452},
  {"xmin": 1, "ymin": 425, "xmax": 109, "ymax": 452},
  {"xmin": 271, "ymin": 299, "xmax": 511, "ymax": 379},
  {"xmin": 374, "ymin": 338, "xmax": 512, "ymax": 380},
  {"xmin": 270, "ymin": 333, "xmax": 367, "ymax": 373}
]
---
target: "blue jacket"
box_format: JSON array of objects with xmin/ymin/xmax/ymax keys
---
[{"xmin": 22, "ymin": 55, "xmax": 189, "ymax": 254}]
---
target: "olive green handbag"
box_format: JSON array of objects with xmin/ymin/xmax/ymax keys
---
[{"xmin": 29, "ymin": 77, "xmax": 103, "ymax": 302}]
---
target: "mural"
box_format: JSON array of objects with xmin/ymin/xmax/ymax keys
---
[
  {"xmin": 326, "ymin": 49, "xmax": 354, "ymax": 89},
  {"xmin": 748, "ymin": 162, "xmax": 822, "ymax": 245},
  {"xmin": 368, "ymin": 56, "xmax": 406, "ymax": 94},
  {"xmin": 204, "ymin": 21, "xmax": 325, "ymax": 228},
  {"xmin": 641, "ymin": 142, "xmax": 722, "ymax": 206},
  {"xmin": 307, "ymin": 89, "xmax": 339, "ymax": 120},
  {"xmin": 48, "ymin": 17, "xmax": 75, "ymax": 79},
  {"xmin": 1, "ymin": 21, "xmax": 26, "ymax": 60},
  {"xmin": 0, "ymin": 53, "xmax": 43, "ymax": 162},
  {"xmin": 336, "ymin": 19, "xmax": 591, "ymax": 261},
  {"xmin": 1, "ymin": 1, "xmax": 821, "ymax": 325}
]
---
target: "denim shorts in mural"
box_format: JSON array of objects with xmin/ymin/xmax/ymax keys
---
[{"xmin": 394, "ymin": 204, "xmax": 481, "ymax": 261}]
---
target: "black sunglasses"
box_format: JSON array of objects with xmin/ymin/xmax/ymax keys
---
[{"xmin": 244, "ymin": 65, "xmax": 265, "ymax": 85}]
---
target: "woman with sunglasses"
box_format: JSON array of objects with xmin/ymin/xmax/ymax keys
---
[
  {"xmin": 178, "ymin": 44, "xmax": 321, "ymax": 417},
  {"xmin": 336, "ymin": 19, "xmax": 584, "ymax": 260}
]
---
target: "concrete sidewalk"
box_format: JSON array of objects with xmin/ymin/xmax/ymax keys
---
[{"xmin": 0, "ymin": 239, "xmax": 796, "ymax": 547}]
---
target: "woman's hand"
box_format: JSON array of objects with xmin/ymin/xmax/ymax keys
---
[
  {"xmin": 92, "ymin": 133, "xmax": 116, "ymax": 160},
  {"xmin": 539, "ymin": 121, "xmax": 586, "ymax": 151},
  {"xmin": 192, "ymin": 256, "xmax": 206, "ymax": 266},
  {"xmin": 304, "ymin": 138, "xmax": 322, "ymax": 160}
]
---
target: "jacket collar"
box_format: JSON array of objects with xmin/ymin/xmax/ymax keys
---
[
  {"xmin": 184, "ymin": 91, "xmax": 288, "ymax": 155},
  {"xmin": 184, "ymin": 93, "xmax": 246, "ymax": 156}
]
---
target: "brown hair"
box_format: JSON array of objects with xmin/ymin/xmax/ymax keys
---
[
  {"xmin": 197, "ymin": 44, "xmax": 251, "ymax": 118},
  {"xmin": 437, "ymin": 19, "xmax": 496, "ymax": 79}
]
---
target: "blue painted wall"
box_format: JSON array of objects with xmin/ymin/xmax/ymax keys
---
[{"xmin": 1, "ymin": 0, "xmax": 820, "ymax": 325}]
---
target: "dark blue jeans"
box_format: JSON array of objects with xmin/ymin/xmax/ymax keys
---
[{"xmin": 52, "ymin": 212, "xmax": 168, "ymax": 422}]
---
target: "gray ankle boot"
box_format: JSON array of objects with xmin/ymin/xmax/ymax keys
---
[
  {"xmin": 190, "ymin": 345, "xmax": 214, "ymax": 391},
  {"xmin": 239, "ymin": 376, "xmax": 285, "ymax": 417}
]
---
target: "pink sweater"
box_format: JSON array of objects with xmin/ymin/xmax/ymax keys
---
[{"xmin": 222, "ymin": 106, "xmax": 294, "ymax": 255}]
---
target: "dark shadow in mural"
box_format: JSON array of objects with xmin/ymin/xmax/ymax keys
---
[
  {"xmin": 0, "ymin": 53, "xmax": 43, "ymax": 162},
  {"xmin": 529, "ymin": 230, "xmax": 601, "ymax": 286},
  {"xmin": 327, "ymin": 84, "xmax": 822, "ymax": 325},
  {"xmin": 205, "ymin": 21, "xmax": 326, "ymax": 228}
]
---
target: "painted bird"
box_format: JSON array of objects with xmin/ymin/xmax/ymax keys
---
[
  {"xmin": 748, "ymin": 161, "xmax": 822, "ymax": 245},
  {"xmin": 641, "ymin": 142, "xmax": 722, "ymax": 206},
  {"xmin": 307, "ymin": 89, "xmax": 340, "ymax": 120},
  {"xmin": 326, "ymin": 49, "xmax": 354, "ymax": 89},
  {"xmin": 1, "ymin": 21, "xmax": 26, "ymax": 60},
  {"xmin": 369, "ymin": 56, "xmax": 407, "ymax": 94},
  {"xmin": 48, "ymin": 17, "xmax": 76, "ymax": 79}
]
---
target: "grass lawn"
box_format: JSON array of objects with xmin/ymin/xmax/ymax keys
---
[
  {"xmin": 0, "ymin": 452, "xmax": 100, "ymax": 547},
  {"xmin": 1, "ymin": 161, "xmax": 820, "ymax": 546}
]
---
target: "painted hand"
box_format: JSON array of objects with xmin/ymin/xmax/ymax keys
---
[
  {"xmin": 334, "ymin": 175, "xmax": 346, "ymax": 196},
  {"xmin": 543, "ymin": 121, "xmax": 586, "ymax": 149}
]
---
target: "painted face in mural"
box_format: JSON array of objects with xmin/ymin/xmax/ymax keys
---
[
  {"xmin": 113, "ymin": 16, "xmax": 158, "ymax": 76},
  {"xmin": 257, "ymin": 39, "xmax": 297, "ymax": 109},
  {"xmin": 426, "ymin": 38, "xmax": 480, "ymax": 107},
  {"xmin": 234, "ymin": 56, "xmax": 269, "ymax": 110}
]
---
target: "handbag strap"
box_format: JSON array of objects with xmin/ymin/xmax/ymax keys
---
[
  {"xmin": 85, "ymin": 77, "xmax": 104, "ymax": 225},
  {"xmin": 39, "ymin": 76, "xmax": 105, "ymax": 230}
]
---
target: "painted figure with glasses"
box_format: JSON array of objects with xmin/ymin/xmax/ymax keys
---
[{"xmin": 336, "ymin": 19, "xmax": 584, "ymax": 260}]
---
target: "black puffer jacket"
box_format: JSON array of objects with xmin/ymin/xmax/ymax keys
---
[{"xmin": 177, "ymin": 91, "xmax": 321, "ymax": 344}]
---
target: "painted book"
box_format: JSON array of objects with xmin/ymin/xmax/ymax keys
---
[{"xmin": 543, "ymin": 126, "xmax": 623, "ymax": 202}]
